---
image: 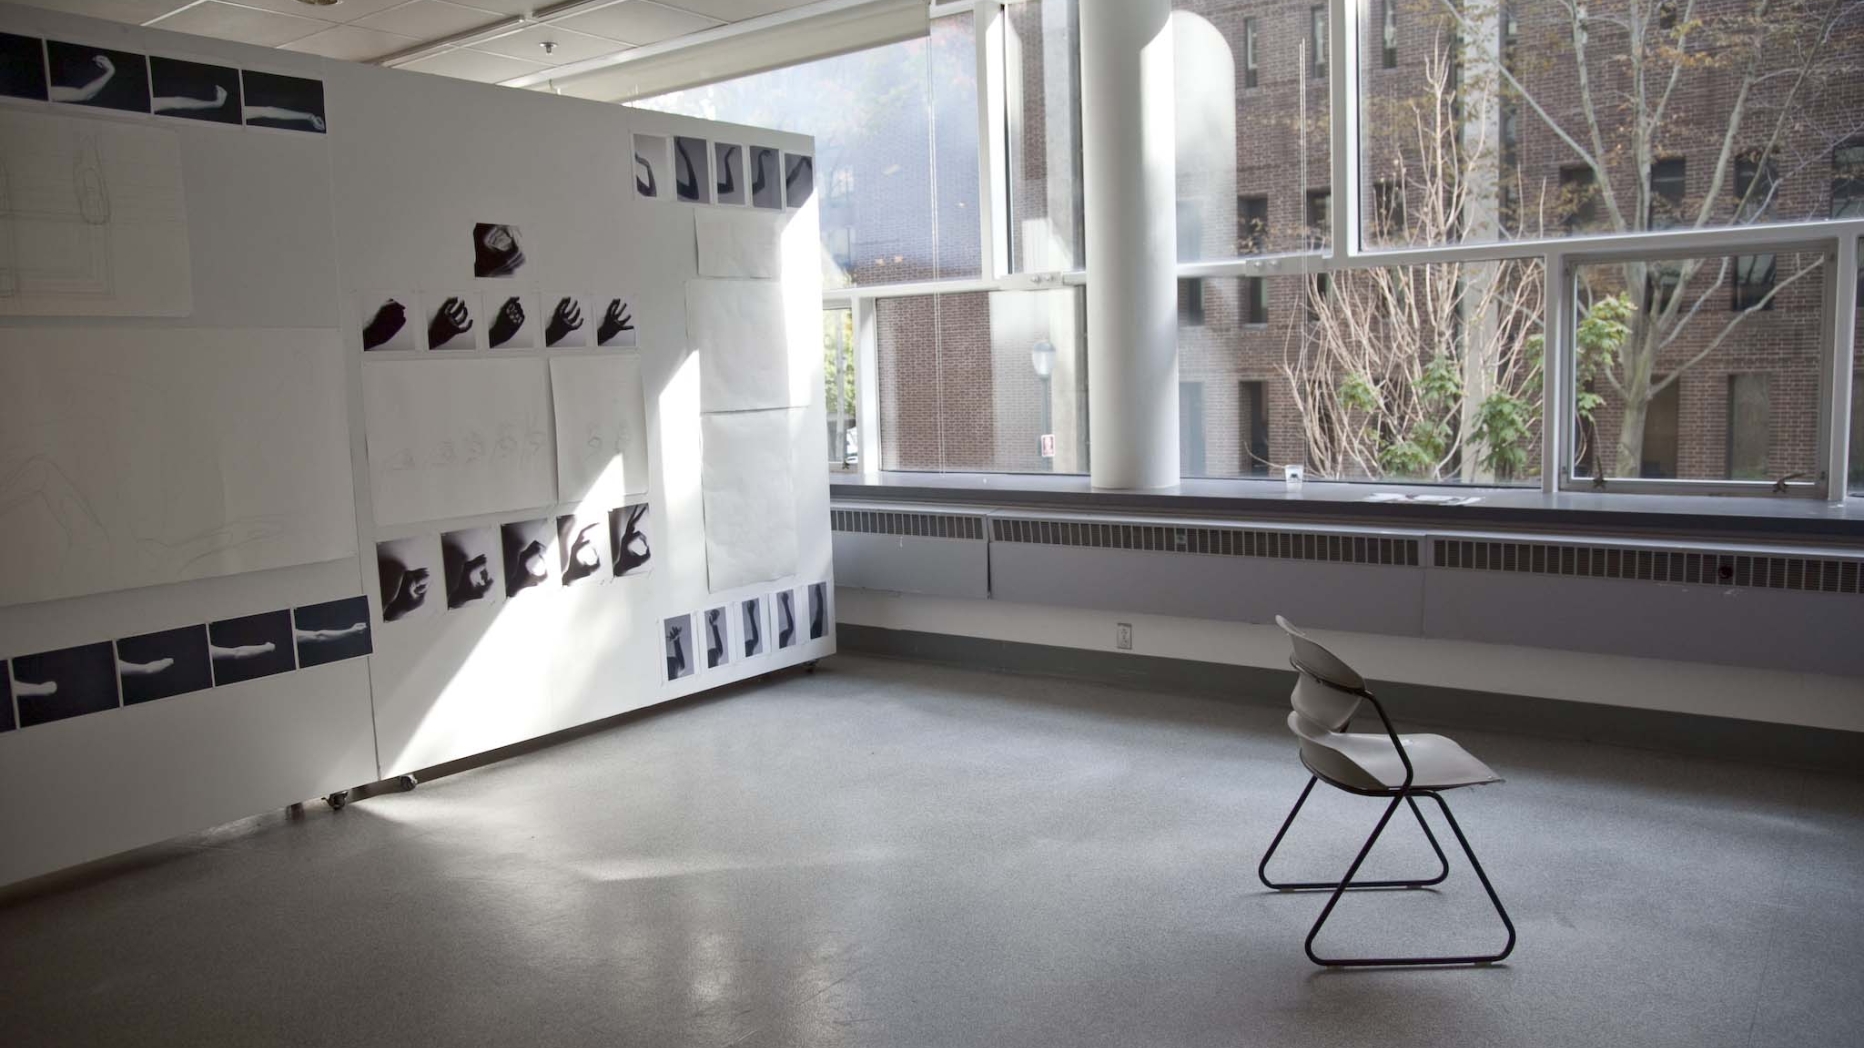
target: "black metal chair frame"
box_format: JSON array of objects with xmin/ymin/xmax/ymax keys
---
[{"xmin": 1258, "ymin": 660, "xmax": 1517, "ymax": 968}]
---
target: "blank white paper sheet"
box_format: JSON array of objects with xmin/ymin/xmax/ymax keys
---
[
  {"xmin": 694, "ymin": 209, "xmax": 783, "ymax": 280},
  {"xmin": 550, "ymin": 354, "xmax": 649, "ymax": 506},
  {"xmin": 0, "ymin": 327, "xmax": 355, "ymax": 607},
  {"xmin": 363, "ymin": 357, "xmax": 556, "ymax": 527},
  {"xmin": 685, "ymin": 279, "xmax": 793, "ymax": 414},
  {"xmin": 701, "ymin": 409, "xmax": 798, "ymax": 592}
]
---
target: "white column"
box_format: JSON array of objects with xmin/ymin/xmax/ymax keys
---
[{"xmin": 1081, "ymin": 0, "xmax": 1179, "ymax": 489}]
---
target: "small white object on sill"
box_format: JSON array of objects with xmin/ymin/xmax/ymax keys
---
[{"xmin": 1363, "ymin": 492, "xmax": 1483, "ymax": 506}]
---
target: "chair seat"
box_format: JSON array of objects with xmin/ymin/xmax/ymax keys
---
[{"xmin": 1289, "ymin": 711, "xmax": 1502, "ymax": 793}]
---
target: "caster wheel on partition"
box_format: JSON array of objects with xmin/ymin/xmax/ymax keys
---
[
  {"xmin": 325, "ymin": 790, "xmax": 350, "ymax": 811},
  {"xmin": 804, "ymin": 660, "xmax": 818, "ymax": 674},
  {"xmin": 398, "ymin": 774, "xmax": 419, "ymax": 792}
]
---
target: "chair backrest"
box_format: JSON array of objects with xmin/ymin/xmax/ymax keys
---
[{"xmin": 1275, "ymin": 616, "xmax": 1363, "ymax": 732}]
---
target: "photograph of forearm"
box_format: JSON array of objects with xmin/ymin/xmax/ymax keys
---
[
  {"xmin": 46, "ymin": 40, "xmax": 148, "ymax": 113},
  {"xmin": 714, "ymin": 142, "xmax": 745, "ymax": 205},
  {"xmin": 775, "ymin": 590, "xmax": 797, "ymax": 649},
  {"xmin": 11, "ymin": 641, "xmax": 118, "ymax": 727},
  {"xmin": 784, "ymin": 153, "xmax": 814, "ymax": 209},
  {"xmin": 442, "ymin": 527, "xmax": 502, "ymax": 609},
  {"xmin": 0, "ymin": 32, "xmax": 49, "ymax": 102},
  {"xmin": 751, "ymin": 146, "xmax": 782, "ymax": 210},
  {"xmin": 241, "ymin": 70, "xmax": 325, "ymax": 133},
  {"xmin": 674, "ymin": 136, "xmax": 709, "ymax": 203},
  {"xmin": 632, "ymin": 134, "xmax": 665, "ymax": 200},
  {"xmin": 704, "ymin": 607, "xmax": 728, "ymax": 669},
  {"xmin": 663, "ymin": 614, "xmax": 693, "ymax": 681},
  {"xmin": 609, "ymin": 502, "xmax": 651, "ymax": 577},
  {"xmin": 293, "ymin": 596, "xmax": 372, "ymax": 669},
  {"xmin": 807, "ymin": 581, "xmax": 828, "ymax": 641},
  {"xmin": 149, "ymin": 57, "xmax": 239, "ymax": 125},
  {"xmin": 115, "ymin": 624, "xmax": 212, "ymax": 705},
  {"xmin": 208, "ymin": 610, "xmax": 296, "ymax": 687},
  {"xmin": 740, "ymin": 597, "xmax": 766, "ymax": 658}
]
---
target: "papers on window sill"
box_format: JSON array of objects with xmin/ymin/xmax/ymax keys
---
[{"xmin": 1363, "ymin": 493, "xmax": 1483, "ymax": 506}]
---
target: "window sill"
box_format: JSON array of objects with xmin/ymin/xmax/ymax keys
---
[{"xmin": 829, "ymin": 471, "xmax": 1864, "ymax": 546}]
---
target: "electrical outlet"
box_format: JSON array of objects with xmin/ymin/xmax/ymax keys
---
[{"xmin": 1116, "ymin": 623, "xmax": 1133, "ymax": 650}]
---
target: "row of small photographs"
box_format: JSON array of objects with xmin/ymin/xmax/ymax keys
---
[
  {"xmin": 358, "ymin": 289, "xmax": 637, "ymax": 353},
  {"xmin": 664, "ymin": 582, "xmax": 829, "ymax": 684},
  {"xmin": 0, "ymin": 31, "xmax": 325, "ymax": 133},
  {"xmin": 0, "ymin": 597, "xmax": 371, "ymax": 734},
  {"xmin": 635, "ymin": 133, "xmax": 813, "ymax": 211},
  {"xmin": 378, "ymin": 504, "xmax": 651, "ymax": 623}
]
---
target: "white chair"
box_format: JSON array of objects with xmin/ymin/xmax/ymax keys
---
[{"xmin": 1259, "ymin": 616, "xmax": 1516, "ymax": 967}]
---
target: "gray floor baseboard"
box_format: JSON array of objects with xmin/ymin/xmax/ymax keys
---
[{"xmin": 838, "ymin": 623, "xmax": 1864, "ymax": 775}]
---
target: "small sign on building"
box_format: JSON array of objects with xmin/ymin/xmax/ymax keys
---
[{"xmin": 1039, "ymin": 433, "xmax": 1056, "ymax": 459}]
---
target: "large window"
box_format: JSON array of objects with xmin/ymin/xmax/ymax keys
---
[
  {"xmin": 824, "ymin": 309, "xmax": 857, "ymax": 468},
  {"xmin": 632, "ymin": 16, "xmax": 980, "ymax": 290},
  {"xmin": 1006, "ymin": 0, "xmax": 1085, "ymax": 274}
]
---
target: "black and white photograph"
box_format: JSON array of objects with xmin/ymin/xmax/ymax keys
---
[
  {"xmin": 472, "ymin": 222, "xmax": 526, "ymax": 278},
  {"xmin": 358, "ymin": 291, "xmax": 420, "ymax": 352},
  {"xmin": 784, "ymin": 152, "xmax": 814, "ymax": 209},
  {"xmin": 485, "ymin": 292, "xmax": 536, "ymax": 349},
  {"xmin": 674, "ymin": 135, "xmax": 710, "ymax": 203},
  {"xmin": 609, "ymin": 502, "xmax": 651, "ymax": 577},
  {"xmin": 703, "ymin": 606, "xmax": 729, "ymax": 669},
  {"xmin": 426, "ymin": 292, "xmax": 480, "ymax": 351},
  {"xmin": 149, "ymin": 56, "xmax": 240, "ymax": 125},
  {"xmin": 378, "ymin": 536, "xmax": 439, "ymax": 623},
  {"xmin": 807, "ymin": 581, "xmax": 828, "ymax": 641},
  {"xmin": 442, "ymin": 527, "xmax": 502, "ymax": 609},
  {"xmin": 502, "ymin": 518, "xmax": 554, "ymax": 598},
  {"xmin": 543, "ymin": 293, "xmax": 589, "ymax": 348},
  {"xmin": 740, "ymin": 597, "xmax": 766, "ymax": 658},
  {"xmin": 46, "ymin": 40, "xmax": 149, "ymax": 114},
  {"xmin": 633, "ymin": 134, "xmax": 666, "ymax": 200},
  {"xmin": 751, "ymin": 146, "xmax": 782, "ymax": 210},
  {"xmin": 714, "ymin": 143, "xmax": 745, "ymax": 206},
  {"xmin": 663, "ymin": 613, "xmax": 694, "ymax": 682},
  {"xmin": 208, "ymin": 610, "xmax": 296, "ymax": 687},
  {"xmin": 0, "ymin": 662, "xmax": 13, "ymax": 732},
  {"xmin": 775, "ymin": 589, "xmax": 798, "ymax": 649},
  {"xmin": 0, "ymin": 32, "xmax": 48, "ymax": 102},
  {"xmin": 115, "ymin": 624, "xmax": 212, "ymax": 706},
  {"xmin": 595, "ymin": 296, "xmax": 637, "ymax": 348},
  {"xmin": 293, "ymin": 596, "xmax": 373, "ymax": 669},
  {"xmin": 11, "ymin": 641, "xmax": 117, "ymax": 728},
  {"xmin": 557, "ymin": 512, "xmax": 606, "ymax": 586},
  {"xmin": 241, "ymin": 70, "xmax": 324, "ymax": 132}
]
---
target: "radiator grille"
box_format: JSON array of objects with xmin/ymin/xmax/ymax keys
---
[
  {"xmin": 990, "ymin": 518, "xmax": 1420, "ymax": 566},
  {"xmin": 1432, "ymin": 538, "xmax": 1864, "ymax": 594},
  {"xmin": 831, "ymin": 508, "xmax": 985, "ymax": 541}
]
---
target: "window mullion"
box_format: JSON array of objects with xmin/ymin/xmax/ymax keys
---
[
  {"xmin": 1542, "ymin": 249, "xmax": 1571, "ymax": 493},
  {"xmin": 976, "ymin": 1, "xmax": 1012, "ymax": 280},
  {"xmin": 1329, "ymin": 0, "xmax": 1360, "ymax": 261},
  {"xmin": 1825, "ymin": 235, "xmax": 1857, "ymax": 502},
  {"xmin": 853, "ymin": 295, "xmax": 882, "ymax": 476}
]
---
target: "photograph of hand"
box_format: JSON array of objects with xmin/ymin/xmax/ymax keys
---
[
  {"xmin": 242, "ymin": 70, "xmax": 326, "ymax": 133},
  {"xmin": 11, "ymin": 641, "xmax": 118, "ymax": 727},
  {"xmin": 487, "ymin": 295, "xmax": 531, "ymax": 349},
  {"xmin": 740, "ymin": 597, "xmax": 766, "ymax": 657},
  {"xmin": 360, "ymin": 293, "xmax": 417, "ymax": 351},
  {"xmin": 427, "ymin": 294, "xmax": 477, "ymax": 350},
  {"xmin": 294, "ymin": 596, "xmax": 373, "ymax": 668},
  {"xmin": 752, "ymin": 147, "xmax": 782, "ymax": 210},
  {"xmin": 664, "ymin": 614, "xmax": 693, "ymax": 681},
  {"xmin": 442, "ymin": 527, "xmax": 502, "ymax": 609},
  {"xmin": 116, "ymin": 624, "xmax": 212, "ymax": 705},
  {"xmin": 597, "ymin": 298, "xmax": 636, "ymax": 348},
  {"xmin": 557, "ymin": 514, "xmax": 605, "ymax": 586},
  {"xmin": 609, "ymin": 503, "xmax": 651, "ymax": 577},
  {"xmin": 776, "ymin": 590, "xmax": 797, "ymax": 649},
  {"xmin": 502, "ymin": 519, "xmax": 554, "ymax": 597},
  {"xmin": 208, "ymin": 611, "xmax": 296, "ymax": 686},
  {"xmin": 473, "ymin": 223, "xmax": 526, "ymax": 278},
  {"xmin": 47, "ymin": 42, "xmax": 149, "ymax": 113},
  {"xmin": 545, "ymin": 295, "xmax": 586, "ymax": 347},
  {"xmin": 1, "ymin": 32, "xmax": 49, "ymax": 102},
  {"xmin": 378, "ymin": 537, "xmax": 439, "ymax": 623},
  {"xmin": 150, "ymin": 57, "xmax": 240, "ymax": 125},
  {"xmin": 704, "ymin": 607, "xmax": 729, "ymax": 669},
  {"xmin": 634, "ymin": 134, "xmax": 666, "ymax": 200}
]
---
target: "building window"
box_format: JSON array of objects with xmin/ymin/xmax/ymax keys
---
[
  {"xmin": 1731, "ymin": 152, "xmax": 1778, "ymax": 311},
  {"xmin": 1306, "ymin": 272, "xmax": 1329, "ymax": 323},
  {"xmin": 1180, "ymin": 381, "xmax": 1207, "ymax": 476},
  {"xmin": 1640, "ymin": 380, "xmax": 1681, "ymax": 479},
  {"xmin": 1243, "ymin": 16, "xmax": 1259, "ymax": 89},
  {"xmin": 1835, "ymin": 139, "xmax": 1864, "ymax": 217},
  {"xmin": 1732, "ymin": 254, "xmax": 1777, "ymax": 311},
  {"xmin": 1238, "ymin": 195, "xmax": 1269, "ymax": 254},
  {"xmin": 1310, "ymin": 6, "xmax": 1328, "ymax": 79},
  {"xmin": 1177, "ymin": 200, "xmax": 1203, "ymax": 263},
  {"xmin": 1725, "ymin": 374, "xmax": 1770, "ymax": 480},
  {"xmin": 1382, "ymin": 0, "xmax": 1398, "ymax": 68},
  {"xmin": 1179, "ymin": 278, "xmax": 1206, "ymax": 326},
  {"xmin": 1650, "ymin": 158, "xmax": 1685, "ymax": 229},
  {"xmin": 1242, "ymin": 275, "xmax": 1269, "ymax": 325},
  {"xmin": 824, "ymin": 309, "xmax": 857, "ymax": 467},
  {"xmin": 1240, "ymin": 380, "xmax": 1271, "ymax": 475},
  {"xmin": 1306, "ymin": 189, "xmax": 1330, "ymax": 246},
  {"xmin": 1850, "ymin": 372, "xmax": 1864, "ymax": 495}
]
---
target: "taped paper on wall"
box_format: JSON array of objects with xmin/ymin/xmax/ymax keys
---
[
  {"xmin": 0, "ymin": 327, "xmax": 355, "ymax": 608},
  {"xmin": 0, "ymin": 109, "xmax": 191, "ymax": 316},
  {"xmin": 362, "ymin": 357, "xmax": 555, "ymax": 527},
  {"xmin": 686, "ymin": 279, "xmax": 793, "ymax": 414},
  {"xmin": 694, "ymin": 209, "xmax": 782, "ymax": 280},
  {"xmin": 701, "ymin": 408, "xmax": 797, "ymax": 592},
  {"xmin": 550, "ymin": 354, "xmax": 649, "ymax": 505}
]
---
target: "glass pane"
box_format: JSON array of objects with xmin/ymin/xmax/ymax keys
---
[
  {"xmin": 1007, "ymin": 0, "xmax": 1085, "ymax": 273},
  {"xmin": 823, "ymin": 308, "xmax": 856, "ymax": 467},
  {"xmin": 1359, "ymin": 0, "xmax": 1864, "ymax": 248},
  {"xmin": 1180, "ymin": 261, "xmax": 1543, "ymax": 483},
  {"xmin": 1853, "ymin": 238, "xmax": 1862, "ymax": 496},
  {"xmin": 630, "ymin": 16, "xmax": 981, "ymax": 289},
  {"xmin": 1570, "ymin": 253, "xmax": 1825, "ymax": 483},
  {"xmin": 877, "ymin": 288, "xmax": 1086, "ymax": 473},
  {"xmin": 1173, "ymin": 0, "xmax": 1334, "ymax": 260}
]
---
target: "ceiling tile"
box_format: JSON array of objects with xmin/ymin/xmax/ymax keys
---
[
  {"xmin": 354, "ymin": 0, "xmax": 503, "ymax": 39},
  {"xmin": 653, "ymin": 0, "xmax": 820, "ymax": 21},
  {"xmin": 281, "ymin": 23, "xmax": 418, "ymax": 60},
  {"xmin": 472, "ymin": 24, "xmax": 624, "ymax": 65},
  {"xmin": 558, "ymin": 0, "xmax": 719, "ymax": 46},
  {"xmin": 448, "ymin": 0, "xmax": 547, "ymax": 15},
  {"xmin": 13, "ymin": 0, "xmax": 195, "ymax": 25},
  {"xmin": 231, "ymin": 0, "xmax": 418, "ymax": 24},
  {"xmin": 149, "ymin": 1, "xmax": 333, "ymax": 46},
  {"xmin": 400, "ymin": 46, "xmax": 546, "ymax": 81}
]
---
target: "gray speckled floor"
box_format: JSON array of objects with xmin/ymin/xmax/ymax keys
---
[{"xmin": 2, "ymin": 653, "xmax": 1860, "ymax": 1048}]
